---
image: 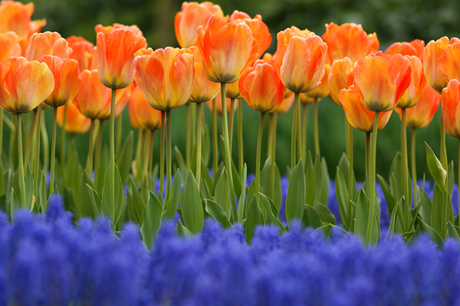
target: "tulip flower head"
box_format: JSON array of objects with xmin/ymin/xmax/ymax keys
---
[
  {"xmin": 385, "ymin": 39, "xmax": 425, "ymax": 61},
  {"xmin": 66, "ymin": 36, "xmax": 95, "ymax": 72},
  {"xmin": 230, "ymin": 11, "xmax": 272, "ymax": 57},
  {"xmin": 0, "ymin": 56, "xmax": 54, "ymax": 114},
  {"xmin": 354, "ymin": 52, "xmax": 412, "ymax": 112},
  {"xmin": 134, "ymin": 47, "xmax": 194, "ymax": 111},
  {"xmin": 57, "ymin": 102, "xmax": 90, "ymax": 134},
  {"xmin": 328, "ymin": 57, "xmax": 354, "ymax": 104},
  {"xmin": 0, "ymin": 1, "xmax": 46, "ymax": 38},
  {"xmin": 25, "ymin": 31, "xmax": 72, "ymax": 61},
  {"xmin": 442, "ymin": 79, "xmax": 460, "ymax": 138},
  {"xmin": 96, "ymin": 25, "xmax": 146, "ymax": 89},
  {"xmin": 195, "ymin": 15, "xmax": 259, "ymax": 83},
  {"xmin": 239, "ymin": 59, "xmax": 285, "ymax": 113},
  {"xmin": 0, "ymin": 31, "xmax": 22, "ymax": 62},
  {"xmin": 306, "ymin": 63, "xmax": 331, "ymax": 99},
  {"xmin": 129, "ymin": 86, "xmax": 163, "ymax": 131},
  {"xmin": 439, "ymin": 40, "xmax": 460, "ymax": 83},
  {"xmin": 396, "ymin": 55, "xmax": 425, "ymax": 109},
  {"xmin": 174, "ymin": 1, "xmax": 224, "ymax": 48}
]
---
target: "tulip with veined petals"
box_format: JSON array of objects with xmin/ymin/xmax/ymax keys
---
[
  {"xmin": 230, "ymin": 11, "xmax": 272, "ymax": 57},
  {"xmin": 25, "ymin": 31, "xmax": 72, "ymax": 61},
  {"xmin": 385, "ymin": 39, "xmax": 424, "ymax": 61},
  {"xmin": 57, "ymin": 102, "xmax": 90, "ymax": 134}
]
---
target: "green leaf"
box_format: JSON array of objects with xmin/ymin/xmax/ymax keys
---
[
  {"xmin": 9, "ymin": 188, "xmax": 19, "ymax": 222},
  {"xmin": 315, "ymin": 203, "xmax": 335, "ymax": 225},
  {"xmin": 319, "ymin": 157, "xmax": 330, "ymax": 207},
  {"xmin": 205, "ymin": 199, "xmax": 231, "ymax": 228},
  {"xmin": 315, "ymin": 223, "xmax": 347, "ymax": 239},
  {"xmin": 337, "ymin": 153, "xmax": 357, "ymax": 199},
  {"xmin": 0, "ymin": 162, "xmax": 4, "ymax": 196},
  {"xmin": 246, "ymin": 178, "xmax": 256, "ymax": 214},
  {"xmin": 140, "ymin": 191, "xmax": 163, "ymax": 248},
  {"xmin": 117, "ymin": 131, "xmax": 134, "ymax": 185},
  {"xmin": 354, "ymin": 189, "xmax": 379, "ymax": 244},
  {"xmin": 25, "ymin": 165, "xmax": 34, "ymax": 210},
  {"xmin": 447, "ymin": 221, "xmax": 460, "ymax": 240},
  {"xmin": 302, "ymin": 205, "xmax": 323, "ymax": 228},
  {"xmin": 174, "ymin": 146, "xmax": 187, "ymax": 183},
  {"xmin": 305, "ymin": 153, "xmax": 316, "ymax": 206},
  {"xmin": 245, "ymin": 197, "xmax": 263, "ymax": 243},
  {"xmin": 95, "ymin": 146, "xmax": 109, "ymax": 195},
  {"xmin": 86, "ymin": 184, "xmax": 101, "ymax": 217},
  {"xmin": 335, "ymin": 167, "xmax": 350, "ymax": 229},
  {"xmin": 127, "ymin": 177, "xmax": 145, "ymax": 224},
  {"xmin": 36, "ymin": 171, "xmax": 47, "ymax": 214},
  {"xmin": 78, "ymin": 171, "xmax": 96, "ymax": 219},
  {"xmin": 389, "ymin": 152, "xmax": 403, "ymax": 203},
  {"xmin": 447, "ymin": 161, "xmax": 454, "ymax": 199},
  {"xmin": 431, "ymin": 184, "xmax": 447, "ymax": 238},
  {"xmin": 386, "ymin": 199, "xmax": 401, "ymax": 238},
  {"xmin": 418, "ymin": 189, "xmax": 432, "ymax": 226},
  {"xmin": 200, "ymin": 156, "xmax": 213, "ymax": 199},
  {"xmin": 425, "ymin": 142, "xmax": 447, "ymax": 193},
  {"xmin": 416, "ymin": 217, "xmax": 443, "ymax": 247},
  {"xmin": 101, "ymin": 163, "xmax": 125, "ymax": 227},
  {"xmin": 0, "ymin": 195, "xmax": 6, "ymax": 214},
  {"xmin": 237, "ymin": 164, "xmax": 247, "ymax": 223},
  {"xmin": 377, "ymin": 174, "xmax": 395, "ymax": 216},
  {"xmin": 258, "ymin": 192, "xmax": 285, "ymax": 232},
  {"xmin": 176, "ymin": 219, "xmax": 193, "ymax": 237},
  {"xmin": 63, "ymin": 187, "xmax": 77, "ymax": 218},
  {"xmin": 313, "ymin": 154, "xmax": 322, "ymax": 206},
  {"xmin": 261, "ymin": 162, "xmax": 282, "ymax": 212},
  {"xmin": 180, "ymin": 170, "xmax": 204, "ymax": 234},
  {"xmin": 214, "ymin": 168, "xmax": 229, "ymax": 214},
  {"xmin": 286, "ymin": 160, "xmax": 305, "ymax": 226},
  {"xmin": 212, "ymin": 163, "xmax": 224, "ymax": 196},
  {"xmin": 231, "ymin": 160, "xmax": 242, "ymax": 200},
  {"xmin": 163, "ymin": 169, "xmax": 181, "ymax": 220},
  {"xmin": 202, "ymin": 123, "xmax": 211, "ymax": 165}
]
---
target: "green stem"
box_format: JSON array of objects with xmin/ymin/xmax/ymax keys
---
[
  {"xmin": 40, "ymin": 110, "xmax": 49, "ymax": 172},
  {"xmin": 94, "ymin": 120, "xmax": 103, "ymax": 190},
  {"xmin": 411, "ymin": 128, "xmax": 418, "ymax": 208},
  {"xmin": 458, "ymin": 138, "xmax": 460, "ymax": 234},
  {"xmin": 401, "ymin": 108, "xmax": 410, "ymax": 227},
  {"xmin": 229, "ymin": 98, "xmax": 235, "ymax": 153},
  {"xmin": 220, "ymin": 83, "xmax": 237, "ymax": 220},
  {"xmin": 60, "ymin": 104, "xmax": 68, "ymax": 172},
  {"xmin": 159, "ymin": 112, "xmax": 165, "ymax": 198},
  {"xmin": 0, "ymin": 109, "xmax": 3, "ymax": 161},
  {"xmin": 135, "ymin": 128, "xmax": 144, "ymax": 183},
  {"xmin": 270, "ymin": 113, "xmax": 278, "ymax": 204},
  {"xmin": 440, "ymin": 108, "xmax": 448, "ymax": 169},
  {"xmin": 186, "ymin": 102, "xmax": 191, "ymax": 170},
  {"xmin": 366, "ymin": 111, "xmax": 380, "ymax": 244},
  {"xmin": 296, "ymin": 94, "xmax": 302, "ymax": 162},
  {"xmin": 365, "ymin": 132, "xmax": 371, "ymax": 179},
  {"xmin": 149, "ymin": 129, "xmax": 154, "ymax": 176},
  {"xmin": 25, "ymin": 108, "xmax": 37, "ymax": 165},
  {"xmin": 24, "ymin": 112, "xmax": 30, "ymax": 155},
  {"xmin": 302, "ymin": 103, "xmax": 307, "ymax": 163},
  {"xmin": 116, "ymin": 112, "xmax": 122, "ymax": 159},
  {"xmin": 49, "ymin": 107, "xmax": 58, "ymax": 195},
  {"xmin": 212, "ymin": 98, "xmax": 218, "ymax": 175},
  {"xmin": 348, "ymin": 121, "xmax": 354, "ymax": 201},
  {"xmin": 33, "ymin": 105, "xmax": 42, "ymax": 194},
  {"xmin": 256, "ymin": 112, "xmax": 265, "ymax": 202},
  {"xmin": 110, "ymin": 88, "xmax": 116, "ymax": 224},
  {"xmin": 291, "ymin": 92, "xmax": 299, "ymax": 169},
  {"xmin": 267, "ymin": 113, "xmax": 274, "ymax": 160},
  {"xmin": 196, "ymin": 103, "xmax": 203, "ymax": 192},
  {"xmin": 238, "ymin": 98, "xmax": 244, "ymax": 176},
  {"xmin": 142, "ymin": 129, "xmax": 150, "ymax": 183},
  {"xmin": 166, "ymin": 109, "xmax": 172, "ymax": 201},
  {"xmin": 313, "ymin": 98, "xmax": 320, "ymax": 157},
  {"xmin": 191, "ymin": 102, "xmax": 196, "ymax": 161},
  {"xmin": 86, "ymin": 118, "xmax": 95, "ymax": 176},
  {"xmin": 16, "ymin": 114, "xmax": 26, "ymax": 207}
]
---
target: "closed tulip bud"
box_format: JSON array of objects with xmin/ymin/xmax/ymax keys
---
[
  {"xmin": 195, "ymin": 15, "xmax": 259, "ymax": 83},
  {"xmin": 25, "ymin": 31, "xmax": 72, "ymax": 61},
  {"xmin": 396, "ymin": 83, "xmax": 441, "ymax": 129},
  {"xmin": 322, "ymin": 22, "xmax": 379, "ymax": 63},
  {"xmin": 273, "ymin": 26, "xmax": 315, "ymax": 72},
  {"xmin": 396, "ymin": 55, "xmax": 425, "ymax": 109},
  {"xmin": 174, "ymin": 1, "xmax": 224, "ymax": 48},
  {"xmin": 306, "ymin": 64, "xmax": 331, "ymax": 99},
  {"xmin": 230, "ymin": 11, "xmax": 272, "ymax": 57},
  {"xmin": 423, "ymin": 36, "xmax": 460, "ymax": 94},
  {"xmin": 354, "ymin": 52, "xmax": 412, "ymax": 112},
  {"xmin": 442, "ymin": 79, "xmax": 460, "ymax": 138},
  {"xmin": 40, "ymin": 55, "xmax": 81, "ymax": 108},
  {"xmin": 239, "ymin": 60, "xmax": 285, "ymax": 113},
  {"xmin": 134, "ymin": 47, "xmax": 194, "ymax": 111},
  {"xmin": 66, "ymin": 36, "xmax": 94, "ymax": 72},
  {"xmin": 129, "ymin": 86, "xmax": 163, "ymax": 131},
  {"xmin": 0, "ymin": 56, "xmax": 54, "ymax": 114},
  {"xmin": 205, "ymin": 91, "xmax": 236, "ymax": 116},
  {"xmin": 0, "ymin": 1, "xmax": 46, "ymax": 38},
  {"xmin": 339, "ymin": 85, "xmax": 392, "ymax": 133},
  {"xmin": 0, "ymin": 31, "xmax": 21, "ymax": 62},
  {"xmin": 328, "ymin": 57, "xmax": 354, "ymax": 104},
  {"xmin": 385, "ymin": 39, "xmax": 425, "ymax": 61},
  {"xmin": 280, "ymin": 35, "xmax": 328, "ymax": 93},
  {"xmin": 96, "ymin": 26, "xmax": 146, "ymax": 89},
  {"xmin": 57, "ymin": 102, "xmax": 90, "ymax": 134}
]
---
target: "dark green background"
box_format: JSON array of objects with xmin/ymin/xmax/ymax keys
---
[{"xmin": 14, "ymin": 0, "xmax": 460, "ymax": 181}]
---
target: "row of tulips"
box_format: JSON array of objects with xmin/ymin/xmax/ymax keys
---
[{"xmin": 0, "ymin": 0, "xmax": 459, "ymax": 245}]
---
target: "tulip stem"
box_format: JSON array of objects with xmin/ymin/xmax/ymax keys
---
[
  {"xmin": 256, "ymin": 112, "xmax": 265, "ymax": 203},
  {"xmin": 33, "ymin": 106, "xmax": 42, "ymax": 195},
  {"xmin": 196, "ymin": 103, "xmax": 203, "ymax": 193},
  {"xmin": 159, "ymin": 112, "xmax": 165, "ymax": 198},
  {"xmin": 110, "ymin": 88, "xmax": 116, "ymax": 225},
  {"xmin": 313, "ymin": 98, "xmax": 320, "ymax": 157},
  {"xmin": 60, "ymin": 104, "xmax": 68, "ymax": 174},
  {"xmin": 86, "ymin": 119, "xmax": 95, "ymax": 177},
  {"xmin": 166, "ymin": 109, "xmax": 172, "ymax": 201},
  {"xmin": 291, "ymin": 92, "xmax": 299, "ymax": 169},
  {"xmin": 302, "ymin": 103, "xmax": 307, "ymax": 163},
  {"xmin": 458, "ymin": 138, "xmax": 460, "ymax": 234},
  {"xmin": 238, "ymin": 98, "xmax": 244, "ymax": 176},
  {"xmin": 270, "ymin": 112, "xmax": 278, "ymax": 205},
  {"xmin": 191, "ymin": 102, "xmax": 196, "ymax": 161},
  {"xmin": 229, "ymin": 98, "xmax": 235, "ymax": 153},
  {"xmin": 40, "ymin": 110, "xmax": 49, "ymax": 173},
  {"xmin": 411, "ymin": 128, "xmax": 418, "ymax": 209},
  {"xmin": 49, "ymin": 107, "xmax": 58, "ymax": 195},
  {"xmin": 440, "ymin": 114, "xmax": 448, "ymax": 169},
  {"xmin": 94, "ymin": 120, "xmax": 103, "ymax": 190},
  {"xmin": 186, "ymin": 102, "xmax": 191, "ymax": 170},
  {"xmin": 24, "ymin": 112, "xmax": 30, "ymax": 157},
  {"xmin": 221, "ymin": 83, "xmax": 237, "ymax": 221},
  {"xmin": 0, "ymin": 108, "xmax": 3, "ymax": 162},
  {"xmin": 16, "ymin": 114, "xmax": 26, "ymax": 207},
  {"xmin": 365, "ymin": 132, "xmax": 370, "ymax": 178},
  {"xmin": 25, "ymin": 108, "xmax": 37, "ymax": 166},
  {"xmin": 212, "ymin": 98, "xmax": 218, "ymax": 176},
  {"xmin": 149, "ymin": 129, "xmax": 154, "ymax": 177},
  {"xmin": 366, "ymin": 112, "xmax": 379, "ymax": 244},
  {"xmin": 348, "ymin": 121, "xmax": 354, "ymax": 202},
  {"xmin": 135, "ymin": 128, "xmax": 144, "ymax": 183},
  {"xmin": 401, "ymin": 108, "xmax": 410, "ymax": 227},
  {"xmin": 142, "ymin": 129, "xmax": 150, "ymax": 183},
  {"xmin": 116, "ymin": 113, "xmax": 122, "ymax": 159},
  {"xmin": 296, "ymin": 93, "xmax": 302, "ymax": 163}
]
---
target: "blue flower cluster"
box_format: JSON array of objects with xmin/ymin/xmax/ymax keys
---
[{"xmin": 1, "ymin": 195, "xmax": 460, "ymax": 306}]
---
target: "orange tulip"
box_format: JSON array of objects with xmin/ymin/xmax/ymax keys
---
[
  {"xmin": 322, "ymin": 22, "xmax": 379, "ymax": 63},
  {"xmin": 299, "ymin": 94, "xmax": 316, "ymax": 105},
  {"xmin": 385, "ymin": 39, "xmax": 425, "ymax": 61},
  {"xmin": 396, "ymin": 55, "xmax": 425, "ymax": 109},
  {"xmin": 40, "ymin": 55, "xmax": 81, "ymax": 108},
  {"xmin": 272, "ymin": 26, "xmax": 314, "ymax": 72},
  {"xmin": 328, "ymin": 57, "xmax": 354, "ymax": 104},
  {"xmin": 354, "ymin": 52, "xmax": 412, "ymax": 112},
  {"xmin": 280, "ymin": 35, "xmax": 328, "ymax": 93},
  {"xmin": 96, "ymin": 26, "xmax": 146, "ymax": 89},
  {"xmin": 174, "ymin": 1, "xmax": 224, "ymax": 48},
  {"xmin": 0, "ymin": 1, "xmax": 46, "ymax": 38},
  {"xmin": 306, "ymin": 63, "xmax": 331, "ymax": 99},
  {"xmin": 195, "ymin": 15, "xmax": 259, "ymax": 83},
  {"xmin": 205, "ymin": 90, "xmax": 236, "ymax": 116},
  {"xmin": 442, "ymin": 79, "xmax": 460, "ymax": 138},
  {"xmin": 129, "ymin": 86, "xmax": 163, "ymax": 131},
  {"xmin": 73, "ymin": 70, "xmax": 126, "ymax": 120},
  {"xmin": 95, "ymin": 23, "xmax": 144, "ymax": 39},
  {"xmin": 339, "ymin": 85, "xmax": 392, "ymax": 133},
  {"xmin": 239, "ymin": 60, "xmax": 285, "ymax": 113},
  {"xmin": 225, "ymin": 81, "xmax": 242, "ymax": 99},
  {"xmin": 424, "ymin": 36, "xmax": 460, "ymax": 94},
  {"xmin": 98, "ymin": 89, "xmax": 128, "ymax": 121},
  {"xmin": 57, "ymin": 102, "xmax": 90, "ymax": 134},
  {"xmin": 230, "ymin": 11, "xmax": 272, "ymax": 56},
  {"xmin": 134, "ymin": 47, "xmax": 194, "ymax": 111},
  {"xmin": 185, "ymin": 46, "xmax": 220, "ymax": 103},
  {"xmin": 0, "ymin": 56, "xmax": 54, "ymax": 114},
  {"xmin": 0, "ymin": 31, "xmax": 21, "ymax": 62},
  {"xmin": 66, "ymin": 36, "xmax": 95, "ymax": 72},
  {"xmin": 276, "ymin": 93, "xmax": 294, "ymax": 114},
  {"xmin": 25, "ymin": 31, "xmax": 72, "ymax": 61},
  {"xmin": 396, "ymin": 83, "xmax": 441, "ymax": 129},
  {"xmin": 439, "ymin": 41, "xmax": 460, "ymax": 83}
]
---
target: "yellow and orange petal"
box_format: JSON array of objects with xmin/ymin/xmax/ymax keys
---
[
  {"xmin": 396, "ymin": 55, "xmax": 425, "ymax": 109},
  {"xmin": 25, "ymin": 31, "xmax": 72, "ymax": 61},
  {"xmin": 439, "ymin": 42, "xmax": 460, "ymax": 83},
  {"xmin": 73, "ymin": 69, "xmax": 112, "ymax": 119},
  {"xmin": 0, "ymin": 31, "xmax": 21, "ymax": 62},
  {"xmin": 328, "ymin": 57, "xmax": 354, "ymax": 104},
  {"xmin": 385, "ymin": 39, "xmax": 425, "ymax": 61},
  {"xmin": 442, "ymin": 79, "xmax": 460, "ymax": 138},
  {"xmin": 66, "ymin": 36, "xmax": 94, "ymax": 72},
  {"xmin": 129, "ymin": 86, "xmax": 163, "ymax": 131},
  {"xmin": 276, "ymin": 93, "xmax": 294, "ymax": 114},
  {"xmin": 230, "ymin": 11, "xmax": 271, "ymax": 56},
  {"xmin": 0, "ymin": 1, "xmax": 46, "ymax": 38},
  {"xmin": 57, "ymin": 102, "xmax": 91, "ymax": 134},
  {"xmin": 306, "ymin": 63, "xmax": 331, "ymax": 99}
]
